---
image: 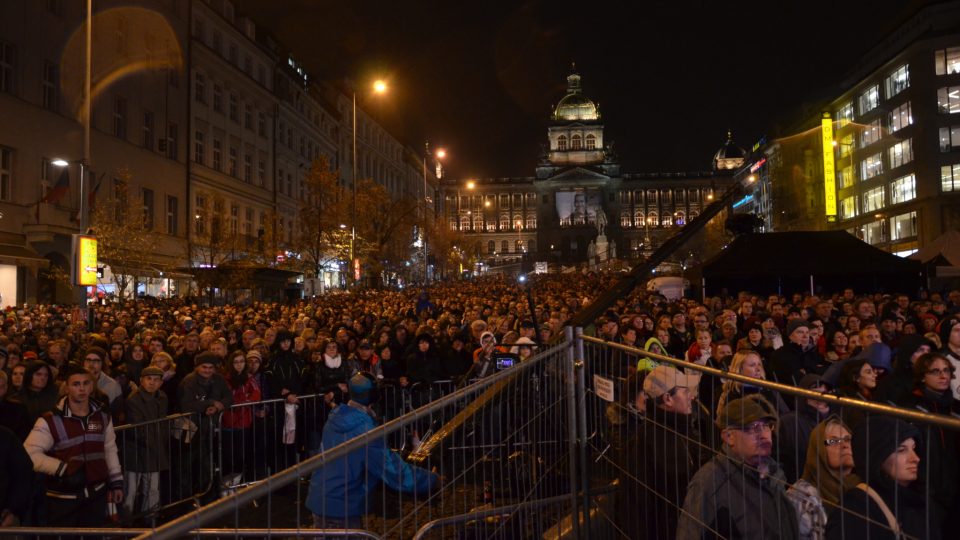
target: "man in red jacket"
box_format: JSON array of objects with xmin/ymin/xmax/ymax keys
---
[{"xmin": 24, "ymin": 362, "xmax": 123, "ymax": 526}]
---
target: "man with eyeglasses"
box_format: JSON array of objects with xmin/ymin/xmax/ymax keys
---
[{"xmin": 678, "ymin": 394, "xmax": 798, "ymax": 540}]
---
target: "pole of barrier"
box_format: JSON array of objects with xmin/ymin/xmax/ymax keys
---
[
  {"xmin": 574, "ymin": 326, "xmax": 591, "ymax": 535},
  {"xmin": 563, "ymin": 326, "xmax": 581, "ymax": 540}
]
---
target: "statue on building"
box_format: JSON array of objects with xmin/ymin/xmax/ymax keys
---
[
  {"xmin": 594, "ymin": 206, "xmax": 607, "ymax": 236},
  {"xmin": 587, "ymin": 240, "xmax": 596, "ymax": 260}
]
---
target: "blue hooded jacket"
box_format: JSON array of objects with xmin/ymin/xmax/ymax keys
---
[{"xmin": 306, "ymin": 402, "xmax": 438, "ymax": 518}]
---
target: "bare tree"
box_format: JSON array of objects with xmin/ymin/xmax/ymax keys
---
[
  {"xmin": 88, "ymin": 170, "xmax": 155, "ymax": 301},
  {"xmin": 291, "ymin": 156, "xmax": 350, "ymax": 278},
  {"xmin": 354, "ymin": 178, "xmax": 419, "ymax": 286}
]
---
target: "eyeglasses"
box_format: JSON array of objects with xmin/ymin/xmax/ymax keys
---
[
  {"xmin": 926, "ymin": 367, "xmax": 955, "ymax": 377},
  {"xmin": 824, "ymin": 435, "xmax": 853, "ymax": 447},
  {"xmin": 734, "ymin": 420, "xmax": 776, "ymax": 436}
]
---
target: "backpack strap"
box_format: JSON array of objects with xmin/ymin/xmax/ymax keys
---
[{"xmin": 856, "ymin": 483, "xmax": 902, "ymax": 536}]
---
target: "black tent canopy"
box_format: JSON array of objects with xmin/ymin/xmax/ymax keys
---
[{"xmin": 699, "ymin": 231, "xmax": 922, "ymax": 296}]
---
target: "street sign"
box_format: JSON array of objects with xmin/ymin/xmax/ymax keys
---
[{"xmin": 72, "ymin": 234, "xmax": 98, "ymax": 286}]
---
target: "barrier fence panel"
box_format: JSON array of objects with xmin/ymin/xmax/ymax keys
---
[
  {"xmin": 115, "ymin": 410, "xmax": 213, "ymax": 522},
  {"xmin": 579, "ymin": 333, "xmax": 960, "ymax": 540},
  {"xmin": 112, "ymin": 336, "xmax": 576, "ymax": 540}
]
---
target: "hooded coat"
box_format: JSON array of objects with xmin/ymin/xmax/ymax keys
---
[
  {"xmin": 305, "ymin": 402, "xmax": 437, "ymax": 518},
  {"xmin": 874, "ymin": 335, "xmax": 932, "ymax": 405},
  {"xmin": 897, "ymin": 385, "xmax": 960, "ymax": 516},
  {"xmin": 825, "ymin": 416, "xmax": 941, "ymax": 540},
  {"xmin": 404, "ymin": 334, "xmax": 446, "ymax": 385},
  {"xmin": 15, "ymin": 361, "xmax": 58, "ymax": 422}
]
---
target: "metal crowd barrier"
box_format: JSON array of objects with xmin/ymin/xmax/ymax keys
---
[
  {"xmin": 578, "ymin": 332, "xmax": 960, "ymax": 539},
  {"xmin": 115, "ymin": 410, "xmax": 214, "ymax": 522},
  {"xmin": 18, "ymin": 329, "xmax": 957, "ymax": 539},
  {"xmin": 123, "ymin": 335, "xmax": 576, "ymax": 540}
]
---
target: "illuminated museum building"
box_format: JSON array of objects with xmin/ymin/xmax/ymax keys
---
[{"xmin": 439, "ymin": 70, "xmax": 737, "ymax": 264}]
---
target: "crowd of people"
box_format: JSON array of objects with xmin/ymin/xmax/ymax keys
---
[
  {"xmin": 0, "ymin": 273, "xmax": 957, "ymax": 538},
  {"xmin": 607, "ymin": 287, "xmax": 960, "ymax": 540}
]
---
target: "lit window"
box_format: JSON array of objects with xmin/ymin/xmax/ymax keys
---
[
  {"xmin": 942, "ymin": 164, "xmax": 960, "ymax": 192},
  {"xmin": 621, "ymin": 212, "xmax": 631, "ymax": 227},
  {"xmin": 889, "ymin": 102, "xmax": 912, "ymax": 132},
  {"xmin": 860, "ymin": 118, "xmax": 882, "ymax": 147},
  {"xmin": 890, "ymin": 174, "xmax": 916, "ymax": 205},
  {"xmin": 862, "ymin": 220, "xmax": 884, "ymax": 245},
  {"xmin": 858, "ymin": 85, "xmax": 879, "ymax": 115},
  {"xmin": 860, "ymin": 153, "xmax": 883, "ymax": 180},
  {"xmin": 889, "ymin": 211, "xmax": 917, "ymax": 241},
  {"xmin": 889, "ymin": 139, "xmax": 913, "ymax": 168},
  {"xmin": 935, "ymin": 47, "xmax": 960, "ymax": 75},
  {"xmin": 840, "ymin": 196, "xmax": 857, "ymax": 220},
  {"xmin": 940, "ymin": 127, "xmax": 960, "ymax": 152},
  {"xmin": 862, "ymin": 185, "xmax": 885, "ymax": 212},
  {"xmin": 557, "ymin": 135, "xmax": 567, "ymax": 151},
  {"xmin": 835, "ymin": 102, "xmax": 854, "ymax": 127},
  {"xmin": 571, "ymin": 134, "xmax": 582, "ymax": 150},
  {"xmin": 884, "ymin": 65, "xmax": 909, "ymax": 98},
  {"xmin": 938, "ymin": 86, "xmax": 960, "ymax": 114},
  {"xmin": 585, "ymin": 134, "xmax": 596, "ymax": 150}
]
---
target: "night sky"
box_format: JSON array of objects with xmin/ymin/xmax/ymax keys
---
[{"xmin": 236, "ymin": 0, "xmax": 922, "ymax": 179}]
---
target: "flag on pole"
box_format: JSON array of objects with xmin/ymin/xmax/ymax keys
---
[
  {"xmin": 40, "ymin": 168, "xmax": 70, "ymax": 204},
  {"xmin": 36, "ymin": 167, "xmax": 70, "ymax": 222}
]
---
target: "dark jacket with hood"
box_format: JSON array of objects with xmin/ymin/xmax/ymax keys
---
[
  {"xmin": 15, "ymin": 361, "xmax": 59, "ymax": 422},
  {"xmin": 404, "ymin": 334, "xmax": 446, "ymax": 385},
  {"xmin": 777, "ymin": 402, "xmax": 830, "ymax": 484},
  {"xmin": 267, "ymin": 330, "xmax": 304, "ymax": 398},
  {"xmin": 620, "ymin": 405, "xmax": 707, "ymax": 540},
  {"xmin": 898, "ymin": 386, "xmax": 960, "ymax": 516},
  {"xmin": 874, "ymin": 335, "xmax": 932, "ymax": 405},
  {"xmin": 825, "ymin": 416, "xmax": 941, "ymax": 540},
  {"xmin": 770, "ymin": 341, "xmax": 825, "ymax": 387}
]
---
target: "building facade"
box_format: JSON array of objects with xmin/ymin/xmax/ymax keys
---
[
  {"xmin": 742, "ymin": 2, "xmax": 960, "ymax": 257},
  {"xmin": 0, "ymin": 0, "xmax": 438, "ymax": 302},
  {"xmin": 439, "ymin": 69, "xmax": 737, "ymax": 272}
]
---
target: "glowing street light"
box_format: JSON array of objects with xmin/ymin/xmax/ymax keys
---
[{"xmin": 350, "ymin": 78, "xmax": 389, "ymax": 287}]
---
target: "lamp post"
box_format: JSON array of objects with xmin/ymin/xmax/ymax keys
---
[
  {"xmin": 422, "ymin": 145, "xmax": 445, "ymax": 284},
  {"xmin": 350, "ymin": 79, "xmax": 387, "ymax": 288}
]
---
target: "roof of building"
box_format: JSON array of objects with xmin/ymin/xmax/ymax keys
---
[
  {"xmin": 713, "ymin": 131, "xmax": 746, "ymax": 161},
  {"xmin": 553, "ymin": 70, "xmax": 600, "ymax": 122}
]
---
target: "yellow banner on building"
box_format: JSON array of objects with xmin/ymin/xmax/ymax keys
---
[
  {"xmin": 73, "ymin": 234, "xmax": 98, "ymax": 286},
  {"xmin": 821, "ymin": 113, "xmax": 837, "ymax": 222}
]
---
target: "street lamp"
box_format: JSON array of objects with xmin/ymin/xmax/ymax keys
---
[{"xmin": 351, "ymin": 79, "xmax": 388, "ymax": 288}]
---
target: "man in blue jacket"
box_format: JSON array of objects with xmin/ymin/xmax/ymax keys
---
[{"xmin": 306, "ymin": 372, "xmax": 438, "ymax": 529}]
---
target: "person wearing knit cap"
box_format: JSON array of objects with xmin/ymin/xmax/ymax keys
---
[
  {"xmin": 786, "ymin": 416, "xmax": 860, "ymax": 540},
  {"xmin": 305, "ymin": 372, "xmax": 438, "ymax": 528},
  {"xmin": 122, "ymin": 365, "xmax": 169, "ymax": 514},
  {"xmin": 770, "ymin": 318, "xmax": 825, "ymax": 387},
  {"xmin": 678, "ymin": 394, "xmax": 798, "ymax": 539},
  {"xmin": 825, "ymin": 416, "xmax": 938, "ymax": 540}
]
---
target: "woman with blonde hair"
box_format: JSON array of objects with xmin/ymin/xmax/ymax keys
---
[{"xmin": 716, "ymin": 349, "xmax": 789, "ymax": 414}]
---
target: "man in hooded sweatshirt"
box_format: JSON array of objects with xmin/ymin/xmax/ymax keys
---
[
  {"xmin": 306, "ymin": 372, "xmax": 438, "ymax": 529},
  {"xmin": 874, "ymin": 334, "xmax": 933, "ymax": 405}
]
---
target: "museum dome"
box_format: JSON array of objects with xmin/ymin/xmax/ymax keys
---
[
  {"xmin": 713, "ymin": 130, "xmax": 746, "ymax": 170},
  {"xmin": 553, "ymin": 70, "xmax": 600, "ymax": 121}
]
